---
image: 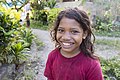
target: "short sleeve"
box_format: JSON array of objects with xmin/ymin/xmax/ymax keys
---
[
  {"xmin": 44, "ymin": 53, "xmax": 54, "ymax": 80},
  {"xmin": 86, "ymin": 60, "xmax": 104, "ymax": 80}
]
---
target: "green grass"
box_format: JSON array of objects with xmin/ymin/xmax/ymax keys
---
[
  {"xmin": 95, "ymin": 39, "xmax": 120, "ymax": 50},
  {"xmin": 94, "ymin": 30, "xmax": 120, "ymax": 37},
  {"xmin": 30, "ymin": 20, "xmax": 49, "ymax": 30}
]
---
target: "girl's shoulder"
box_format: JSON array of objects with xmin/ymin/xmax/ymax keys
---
[
  {"xmin": 49, "ymin": 48, "xmax": 59, "ymax": 55},
  {"xmin": 81, "ymin": 52, "xmax": 100, "ymax": 68},
  {"xmin": 48, "ymin": 48, "xmax": 59, "ymax": 60}
]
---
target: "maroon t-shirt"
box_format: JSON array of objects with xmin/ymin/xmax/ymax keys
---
[{"xmin": 44, "ymin": 48, "xmax": 104, "ymax": 80}]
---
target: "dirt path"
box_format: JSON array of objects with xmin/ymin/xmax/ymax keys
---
[
  {"xmin": 31, "ymin": 29, "xmax": 54, "ymax": 80},
  {"xmin": 31, "ymin": 29, "xmax": 120, "ymax": 80}
]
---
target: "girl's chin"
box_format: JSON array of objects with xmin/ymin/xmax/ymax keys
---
[
  {"xmin": 60, "ymin": 47, "xmax": 80, "ymax": 55},
  {"xmin": 61, "ymin": 48, "xmax": 73, "ymax": 53}
]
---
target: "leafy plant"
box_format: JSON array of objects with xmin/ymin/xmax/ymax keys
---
[
  {"xmin": 32, "ymin": 9, "xmax": 48, "ymax": 25},
  {"xmin": 48, "ymin": 8, "xmax": 62, "ymax": 28},
  {"xmin": 17, "ymin": 27, "xmax": 34, "ymax": 48},
  {"xmin": 92, "ymin": 0, "xmax": 120, "ymax": 35},
  {"xmin": 100, "ymin": 56, "xmax": 120, "ymax": 80},
  {"xmin": 94, "ymin": 15, "xmax": 112, "ymax": 32},
  {"xmin": 31, "ymin": 8, "xmax": 62, "ymax": 30},
  {"xmin": 46, "ymin": 0, "xmax": 56, "ymax": 9},
  {"xmin": 0, "ymin": 5, "xmax": 33, "ymax": 66},
  {"xmin": 10, "ymin": 42, "xmax": 30, "ymax": 65},
  {"xmin": 31, "ymin": 0, "xmax": 47, "ymax": 10}
]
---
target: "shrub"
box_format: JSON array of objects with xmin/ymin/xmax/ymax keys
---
[
  {"xmin": 46, "ymin": 0, "xmax": 56, "ymax": 9},
  {"xmin": 100, "ymin": 56, "xmax": 120, "ymax": 80},
  {"xmin": 48, "ymin": 8, "xmax": 62, "ymax": 28},
  {"xmin": 31, "ymin": 8, "xmax": 62, "ymax": 30},
  {"xmin": 0, "ymin": 6, "xmax": 34, "ymax": 66}
]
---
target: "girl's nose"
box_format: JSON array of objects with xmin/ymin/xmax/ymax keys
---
[{"xmin": 62, "ymin": 32, "xmax": 71, "ymax": 40}]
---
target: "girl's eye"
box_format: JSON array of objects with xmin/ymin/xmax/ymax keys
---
[
  {"xmin": 71, "ymin": 30, "xmax": 80, "ymax": 34},
  {"xmin": 57, "ymin": 28, "xmax": 64, "ymax": 33}
]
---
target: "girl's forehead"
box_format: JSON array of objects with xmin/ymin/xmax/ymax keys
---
[
  {"xmin": 60, "ymin": 17, "xmax": 77, "ymax": 23},
  {"xmin": 59, "ymin": 17, "xmax": 81, "ymax": 27}
]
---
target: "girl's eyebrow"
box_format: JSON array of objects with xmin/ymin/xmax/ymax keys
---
[
  {"xmin": 70, "ymin": 27, "xmax": 80, "ymax": 30},
  {"xmin": 58, "ymin": 27, "xmax": 64, "ymax": 29}
]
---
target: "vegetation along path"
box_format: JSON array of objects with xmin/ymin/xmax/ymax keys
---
[{"xmin": 31, "ymin": 29, "xmax": 120, "ymax": 80}]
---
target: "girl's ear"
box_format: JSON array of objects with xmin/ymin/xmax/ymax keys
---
[{"xmin": 83, "ymin": 31, "xmax": 87, "ymax": 39}]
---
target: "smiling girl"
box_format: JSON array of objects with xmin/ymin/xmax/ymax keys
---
[{"xmin": 44, "ymin": 8, "xmax": 104, "ymax": 80}]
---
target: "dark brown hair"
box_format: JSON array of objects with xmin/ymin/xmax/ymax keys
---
[{"xmin": 50, "ymin": 8, "xmax": 97, "ymax": 59}]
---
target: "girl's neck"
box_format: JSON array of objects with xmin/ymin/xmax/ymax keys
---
[{"xmin": 60, "ymin": 49, "xmax": 81, "ymax": 58}]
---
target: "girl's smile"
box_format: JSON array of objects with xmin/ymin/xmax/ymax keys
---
[
  {"xmin": 56, "ymin": 17, "xmax": 87, "ymax": 57},
  {"xmin": 61, "ymin": 42, "xmax": 74, "ymax": 49}
]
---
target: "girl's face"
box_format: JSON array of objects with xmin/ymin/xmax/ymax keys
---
[{"xmin": 56, "ymin": 17, "xmax": 87, "ymax": 56}]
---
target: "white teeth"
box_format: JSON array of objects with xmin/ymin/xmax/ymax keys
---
[{"xmin": 63, "ymin": 43, "xmax": 70, "ymax": 46}]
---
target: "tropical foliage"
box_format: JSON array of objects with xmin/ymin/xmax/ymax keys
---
[
  {"xmin": 101, "ymin": 56, "xmax": 120, "ymax": 80},
  {"xmin": 0, "ymin": 5, "xmax": 34, "ymax": 66},
  {"xmin": 31, "ymin": 8, "xmax": 62, "ymax": 30}
]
